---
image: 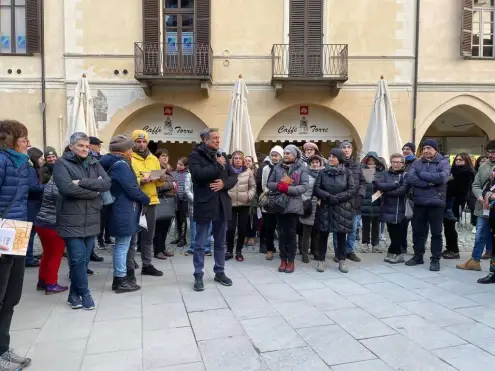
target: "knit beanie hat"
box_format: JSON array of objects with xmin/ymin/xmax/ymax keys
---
[
  {"xmin": 44, "ymin": 146, "xmax": 58, "ymax": 159},
  {"xmin": 284, "ymin": 144, "xmax": 301, "ymax": 159},
  {"xmin": 109, "ymin": 134, "xmax": 134, "ymax": 153},
  {"xmin": 269, "ymin": 145, "xmax": 284, "ymax": 158},
  {"xmin": 402, "ymin": 142, "xmax": 416, "ymax": 153},
  {"xmin": 308, "ymin": 154, "xmax": 324, "ymax": 167},
  {"xmin": 303, "ymin": 142, "xmax": 319, "ymax": 152},
  {"xmin": 487, "ymin": 140, "xmax": 495, "ymax": 152},
  {"xmin": 422, "ymin": 139, "xmax": 438, "ymax": 152},
  {"xmin": 330, "ymin": 148, "xmax": 346, "ymax": 164},
  {"xmin": 340, "ymin": 140, "xmax": 353, "ymax": 149},
  {"xmin": 132, "ymin": 129, "xmax": 149, "ymax": 142}
]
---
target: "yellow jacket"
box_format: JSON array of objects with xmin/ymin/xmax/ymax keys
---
[{"xmin": 131, "ymin": 152, "xmax": 164, "ymax": 205}]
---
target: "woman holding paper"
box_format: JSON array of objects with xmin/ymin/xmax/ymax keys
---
[
  {"xmin": 0, "ymin": 120, "xmax": 32, "ymax": 369},
  {"xmin": 373, "ymin": 153, "xmax": 410, "ymax": 264}
]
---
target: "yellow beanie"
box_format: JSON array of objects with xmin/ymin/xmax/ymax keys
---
[{"xmin": 132, "ymin": 130, "xmax": 149, "ymax": 142}]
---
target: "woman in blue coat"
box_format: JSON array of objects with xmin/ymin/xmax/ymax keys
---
[{"xmin": 100, "ymin": 135, "xmax": 150, "ymax": 294}]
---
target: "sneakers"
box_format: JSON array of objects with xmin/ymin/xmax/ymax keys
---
[
  {"xmin": 389, "ymin": 254, "xmax": 405, "ymax": 264},
  {"xmin": 214, "ymin": 273, "xmax": 233, "ymax": 286},
  {"xmin": 246, "ymin": 238, "xmax": 256, "ymax": 246},
  {"xmin": 285, "ymin": 261, "xmax": 295, "ymax": 273},
  {"xmin": 0, "ymin": 357, "xmax": 22, "ymax": 371},
  {"xmin": 302, "ymin": 254, "xmax": 309, "ymax": 263},
  {"xmin": 235, "ymin": 253, "xmax": 244, "ymax": 262},
  {"xmin": 194, "ymin": 277, "xmax": 204, "ymax": 291},
  {"xmin": 82, "ymin": 294, "xmax": 96, "ymax": 310},
  {"xmin": 442, "ymin": 251, "xmax": 460, "ymax": 259},
  {"xmin": 45, "ymin": 284, "xmax": 68, "ymax": 295},
  {"xmin": 67, "ymin": 294, "xmax": 83, "ymax": 309},
  {"xmin": 472, "ymin": 226, "xmax": 477, "ymax": 234},
  {"xmin": 316, "ymin": 261, "xmax": 325, "ymax": 272},
  {"xmin": 265, "ymin": 251, "xmax": 274, "ymax": 261},
  {"xmin": 359, "ymin": 244, "xmax": 371, "ymax": 253},
  {"xmin": 113, "ymin": 277, "xmax": 141, "ymax": 294},
  {"xmin": 478, "ymin": 273, "xmax": 495, "ymax": 284},
  {"xmin": 142, "ymin": 265, "xmax": 163, "ymax": 277},
  {"xmin": 384, "ymin": 253, "xmax": 394, "ymax": 263},
  {"xmin": 456, "ymin": 258, "xmax": 482, "ymax": 271},
  {"xmin": 184, "ymin": 249, "xmax": 193, "ymax": 256},
  {"xmin": 430, "ymin": 259, "xmax": 440, "ymax": 272},
  {"xmin": 1, "ymin": 349, "xmax": 31, "ymax": 368},
  {"xmin": 339, "ymin": 260, "xmax": 348, "ymax": 273},
  {"xmin": 379, "ymin": 233, "xmax": 386, "ymax": 241},
  {"xmin": 90, "ymin": 251, "xmax": 104, "ymax": 262},
  {"xmin": 278, "ymin": 260, "xmax": 287, "ymax": 272},
  {"xmin": 346, "ymin": 252, "xmax": 361, "ymax": 262},
  {"xmin": 97, "ymin": 238, "xmax": 106, "ymax": 249},
  {"xmin": 225, "ymin": 252, "xmax": 234, "ymax": 261},
  {"xmin": 205, "ymin": 250, "xmax": 212, "ymax": 256},
  {"xmin": 333, "ymin": 256, "xmax": 339, "ymax": 263},
  {"xmin": 87, "ymin": 268, "xmax": 94, "ymax": 276},
  {"xmin": 405, "ymin": 256, "xmax": 424, "ymax": 266},
  {"xmin": 372, "ymin": 245, "xmax": 383, "ymax": 253}
]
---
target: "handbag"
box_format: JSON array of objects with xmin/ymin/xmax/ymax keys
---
[
  {"xmin": 405, "ymin": 197, "xmax": 414, "ymax": 220},
  {"xmin": 303, "ymin": 198, "xmax": 313, "ymax": 217},
  {"xmin": 156, "ymin": 196, "xmax": 176, "ymax": 220},
  {"xmin": 100, "ymin": 160, "xmax": 126, "ymax": 206},
  {"xmin": 263, "ymin": 192, "xmax": 289, "ymax": 214}
]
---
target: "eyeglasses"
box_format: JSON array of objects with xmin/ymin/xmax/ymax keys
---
[
  {"xmin": 17, "ymin": 138, "xmax": 30, "ymax": 144},
  {"xmin": 391, "ymin": 161, "xmax": 404, "ymax": 164}
]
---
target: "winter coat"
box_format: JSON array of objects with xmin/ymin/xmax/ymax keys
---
[
  {"xmin": 53, "ymin": 152, "xmax": 111, "ymax": 238},
  {"xmin": 158, "ymin": 167, "xmax": 176, "ymax": 198},
  {"xmin": 407, "ymin": 153, "xmax": 450, "ymax": 207},
  {"xmin": 131, "ymin": 151, "xmax": 164, "ymax": 206},
  {"xmin": 343, "ymin": 157, "xmax": 366, "ymax": 213},
  {"xmin": 172, "ymin": 169, "xmax": 188, "ymax": 201},
  {"xmin": 27, "ymin": 166, "xmax": 45, "ymax": 223},
  {"xmin": 40, "ymin": 164, "xmax": 54, "ymax": 184},
  {"xmin": 360, "ymin": 152, "xmax": 385, "ymax": 217},
  {"xmin": 299, "ymin": 167, "xmax": 321, "ymax": 226},
  {"xmin": 256, "ymin": 162, "xmax": 267, "ymax": 196},
  {"xmin": 261, "ymin": 162, "xmax": 276, "ymax": 213},
  {"xmin": 228, "ymin": 167, "xmax": 256, "ymax": 207},
  {"xmin": 35, "ymin": 180, "xmax": 59, "ymax": 229},
  {"xmin": 100, "ymin": 154, "xmax": 150, "ymax": 237},
  {"xmin": 373, "ymin": 168, "xmax": 410, "ymax": 224},
  {"xmin": 446, "ymin": 164, "xmax": 475, "ymax": 217},
  {"xmin": 184, "ymin": 172, "xmax": 194, "ymax": 217},
  {"xmin": 267, "ymin": 158, "xmax": 309, "ymax": 215},
  {"xmin": 0, "ymin": 151, "xmax": 30, "ymax": 221},
  {"xmin": 188, "ymin": 143, "xmax": 238, "ymax": 223},
  {"xmin": 472, "ymin": 159, "xmax": 495, "ymax": 218},
  {"xmin": 313, "ymin": 166, "xmax": 356, "ymax": 233}
]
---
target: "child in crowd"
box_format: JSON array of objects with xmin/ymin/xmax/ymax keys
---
[{"xmin": 172, "ymin": 157, "xmax": 189, "ymax": 247}]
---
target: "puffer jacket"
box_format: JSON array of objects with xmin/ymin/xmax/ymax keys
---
[
  {"xmin": 446, "ymin": 164, "xmax": 475, "ymax": 217},
  {"xmin": 313, "ymin": 165, "xmax": 356, "ymax": 233},
  {"xmin": 172, "ymin": 169, "xmax": 188, "ymax": 201},
  {"xmin": 299, "ymin": 167, "xmax": 321, "ymax": 226},
  {"xmin": 472, "ymin": 159, "xmax": 495, "ymax": 217},
  {"xmin": 27, "ymin": 166, "xmax": 45, "ymax": 222},
  {"xmin": 343, "ymin": 157, "xmax": 366, "ymax": 213},
  {"xmin": 53, "ymin": 152, "xmax": 111, "ymax": 238},
  {"xmin": 40, "ymin": 163, "xmax": 54, "ymax": 184},
  {"xmin": 0, "ymin": 150, "xmax": 30, "ymax": 221},
  {"xmin": 35, "ymin": 180, "xmax": 58, "ymax": 229},
  {"xmin": 373, "ymin": 168, "xmax": 410, "ymax": 224},
  {"xmin": 228, "ymin": 167, "xmax": 256, "ymax": 207},
  {"xmin": 184, "ymin": 172, "xmax": 194, "ymax": 217},
  {"xmin": 267, "ymin": 158, "xmax": 309, "ymax": 215},
  {"xmin": 407, "ymin": 153, "xmax": 450, "ymax": 207},
  {"xmin": 158, "ymin": 167, "xmax": 176, "ymax": 198},
  {"xmin": 360, "ymin": 152, "xmax": 385, "ymax": 217}
]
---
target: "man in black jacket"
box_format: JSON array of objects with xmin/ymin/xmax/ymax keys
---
[
  {"xmin": 335, "ymin": 141, "xmax": 366, "ymax": 262},
  {"xmin": 188, "ymin": 129, "xmax": 238, "ymax": 291}
]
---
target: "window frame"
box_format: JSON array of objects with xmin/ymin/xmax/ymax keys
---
[
  {"xmin": 0, "ymin": 0, "xmax": 31, "ymax": 56},
  {"xmin": 472, "ymin": 0, "xmax": 495, "ymax": 58},
  {"xmin": 163, "ymin": 0, "xmax": 194, "ymax": 49}
]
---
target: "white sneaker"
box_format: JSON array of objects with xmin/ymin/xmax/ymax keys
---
[
  {"xmin": 359, "ymin": 244, "xmax": 371, "ymax": 253},
  {"xmin": 390, "ymin": 253, "xmax": 405, "ymax": 264},
  {"xmin": 339, "ymin": 260, "xmax": 348, "ymax": 273},
  {"xmin": 384, "ymin": 253, "xmax": 394, "ymax": 262},
  {"xmin": 472, "ymin": 226, "xmax": 477, "ymax": 234},
  {"xmin": 380, "ymin": 234, "xmax": 386, "ymax": 241},
  {"xmin": 372, "ymin": 245, "xmax": 383, "ymax": 253},
  {"xmin": 316, "ymin": 261, "xmax": 325, "ymax": 272}
]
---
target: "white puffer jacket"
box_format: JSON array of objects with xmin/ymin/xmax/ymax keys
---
[{"xmin": 228, "ymin": 167, "xmax": 256, "ymax": 207}]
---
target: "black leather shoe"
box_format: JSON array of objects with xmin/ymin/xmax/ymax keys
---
[
  {"xmin": 214, "ymin": 273, "xmax": 233, "ymax": 286},
  {"xmin": 405, "ymin": 256, "xmax": 424, "ymax": 266},
  {"xmin": 430, "ymin": 259, "xmax": 440, "ymax": 272},
  {"xmin": 194, "ymin": 277, "xmax": 204, "ymax": 291},
  {"xmin": 478, "ymin": 273, "xmax": 495, "ymax": 284},
  {"xmin": 90, "ymin": 251, "xmax": 104, "ymax": 262}
]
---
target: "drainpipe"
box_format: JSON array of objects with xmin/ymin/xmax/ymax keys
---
[
  {"xmin": 411, "ymin": 0, "xmax": 421, "ymax": 146},
  {"xmin": 40, "ymin": 0, "xmax": 47, "ymax": 147}
]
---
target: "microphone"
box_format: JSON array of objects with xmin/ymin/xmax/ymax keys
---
[{"xmin": 217, "ymin": 149, "xmax": 227, "ymax": 158}]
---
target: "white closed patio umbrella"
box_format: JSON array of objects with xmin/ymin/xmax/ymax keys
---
[
  {"xmin": 67, "ymin": 74, "xmax": 98, "ymax": 142},
  {"xmin": 362, "ymin": 76, "xmax": 403, "ymax": 165},
  {"xmin": 221, "ymin": 75, "xmax": 257, "ymax": 163}
]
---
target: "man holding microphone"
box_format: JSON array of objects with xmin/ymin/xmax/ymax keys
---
[{"xmin": 188, "ymin": 128, "xmax": 238, "ymax": 291}]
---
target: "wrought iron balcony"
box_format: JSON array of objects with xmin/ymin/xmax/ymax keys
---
[
  {"xmin": 134, "ymin": 42, "xmax": 212, "ymax": 95},
  {"xmin": 271, "ymin": 44, "xmax": 348, "ymax": 89}
]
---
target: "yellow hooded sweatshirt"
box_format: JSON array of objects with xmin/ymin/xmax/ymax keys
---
[{"xmin": 131, "ymin": 151, "xmax": 164, "ymax": 205}]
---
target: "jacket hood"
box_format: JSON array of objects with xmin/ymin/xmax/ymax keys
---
[
  {"xmin": 361, "ymin": 151, "xmax": 385, "ymax": 171},
  {"xmin": 263, "ymin": 156, "xmax": 270, "ymax": 164},
  {"xmin": 62, "ymin": 151, "xmax": 98, "ymax": 165},
  {"xmin": 100, "ymin": 153, "xmax": 129, "ymax": 169}
]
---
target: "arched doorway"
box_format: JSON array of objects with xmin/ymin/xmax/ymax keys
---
[
  {"xmin": 256, "ymin": 104, "xmax": 359, "ymax": 160},
  {"xmin": 116, "ymin": 105, "xmax": 207, "ymax": 167}
]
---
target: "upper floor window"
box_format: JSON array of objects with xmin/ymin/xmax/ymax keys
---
[
  {"xmin": 0, "ymin": 0, "xmax": 39, "ymax": 55},
  {"xmin": 472, "ymin": 0, "xmax": 495, "ymax": 57}
]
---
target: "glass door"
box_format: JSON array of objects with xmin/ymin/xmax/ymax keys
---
[{"xmin": 164, "ymin": 0, "xmax": 194, "ymax": 74}]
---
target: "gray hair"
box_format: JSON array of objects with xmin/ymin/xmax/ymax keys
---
[
  {"xmin": 200, "ymin": 128, "xmax": 219, "ymax": 142},
  {"xmin": 69, "ymin": 132, "xmax": 89, "ymax": 145},
  {"xmin": 390, "ymin": 153, "xmax": 404, "ymax": 163}
]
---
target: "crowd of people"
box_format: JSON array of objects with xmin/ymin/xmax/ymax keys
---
[{"xmin": 1, "ymin": 118, "xmax": 495, "ymax": 370}]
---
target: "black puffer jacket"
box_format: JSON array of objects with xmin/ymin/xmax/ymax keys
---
[
  {"xmin": 373, "ymin": 168, "xmax": 410, "ymax": 224},
  {"xmin": 313, "ymin": 166, "xmax": 356, "ymax": 233},
  {"xmin": 360, "ymin": 152, "xmax": 385, "ymax": 217},
  {"xmin": 35, "ymin": 180, "xmax": 58, "ymax": 229},
  {"xmin": 343, "ymin": 157, "xmax": 366, "ymax": 213},
  {"xmin": 447, "ymin": 164, "xmax": 475, "ymax": 216},
  {"xmin": 53, "ymin": 152, "xmax": 111, "ymax": 238}
]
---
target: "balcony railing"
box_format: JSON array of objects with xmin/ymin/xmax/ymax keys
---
[
  {"xmin": 271, "ymin": 44, "xmax": 348, "ymax": 80},
  {"xmin": 134, "ymin": 42, "xmax": 212, "ymax": 79}
]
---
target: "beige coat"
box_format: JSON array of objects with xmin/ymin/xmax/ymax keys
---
[{"xmin": 228, "ymin": 168, "xmax": 256, "ymax": 207}]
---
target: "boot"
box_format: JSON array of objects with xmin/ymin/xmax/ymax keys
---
[
  {"xmin": 278, "ymin": 260, "xmax": 287, "ymax": 272},
  {"xmin": 456, "ymin": 258, "xmax": 481, "ymax": 271},
  {"xmin": 90, "ymin": 250, "xmax": 104, "ymax": 262},
  {"xmin": 115, "ymin": 277, "xmax": 141, "ymax": 294},
  {"xmin": 126, "ymin": 270, "xmax": 137, "ymax": 285},
  {"xmin": 259, "ymin": 244, "xmax": 267, "ymax": 254},
  {"xmin": 302, "ymin": 254, "xmax": 309, "ymax": 263},
  {"xmin": 430, "ymin": 259, "xmax": 440, "ymax": 272},
  {"xmin": 285, "ymin": 261, "xmax": 295, "ymax": 273},
  {"xmin": 478, "ymin": 273, "xmax": 495, "ymax": 284},
  {"xmin": 405, "ymin": 255, "xmax": 424, "ymax": 266}
]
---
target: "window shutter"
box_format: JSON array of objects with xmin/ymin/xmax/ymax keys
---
[
  {"xmin": 195, "ymin": 0, "xmax": 211, "ymax": 75},
  {"xmin": 307, "ymin": 0, "xmax": 322, "ymax": 76},
  {"xmin": 142, "ymin": 0, "xmax": 160, "ymax": 75},
  {"xmin": 289, "ymin": 0, "xmax": 306, "ymax": 76},
  {"xmin": 461, "ymin": 0, "xmax": 473, "ymax": 57},
  {"xmin": 26, "ymin": 0, "xmax": 40, "ymax": 54}
]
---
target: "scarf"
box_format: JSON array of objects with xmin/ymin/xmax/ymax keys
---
[
  {"xmin": 326, "ymin": 164, "xmax": 344, "ymax": 176},
  {"xmin": 232, "ymin": 165, "xmax": 245, "ymax": 174},
  {"xmin": 6, "ymin": 149, "xmax": 29, "ymax": 169},
  {"xmin": 200, "ymin": 143, "xmax": 218, "ymax": 161},
  {"xmin": 133, "ymin": 147, "xmax": 150, "ymax": 159}
]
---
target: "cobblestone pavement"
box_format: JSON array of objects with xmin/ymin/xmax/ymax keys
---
[{"xmin": 13, "ymin": 224, "xmax": 495, "ymax": 371}]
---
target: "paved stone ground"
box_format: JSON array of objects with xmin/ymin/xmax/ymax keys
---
[{"xmin": 11, "ymin": 223, "xmax": 495, "ymax": 371}]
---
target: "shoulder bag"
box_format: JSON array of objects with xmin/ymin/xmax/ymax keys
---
[
  {"xmin": 101, "ymin": 160, "xmax": 125, "ymax": 206},
  {"xmin": 156, "ymin": 195, "xmax": 176, "ymax": 221}
]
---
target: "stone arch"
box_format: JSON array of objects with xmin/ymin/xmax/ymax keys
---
[{"xmin": 418, "ymin": 94, "xmax": 495, "ymax": 142}]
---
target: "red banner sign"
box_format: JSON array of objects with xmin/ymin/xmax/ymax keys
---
[
  {"xmin": 300, "ymin": 105, "xmax": 309, "ymax": 115},
  {"xmin": 164, "ymin": 106, "xmax": 173, "ymax": 116}
]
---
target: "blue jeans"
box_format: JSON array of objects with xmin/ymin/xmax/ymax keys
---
[
  {"xmin": 193, "ymin": 218, "xmax": 226, "ymax": 278},
  {"xmin": 114, "ymin": 236, "xmax": 132, "ymax": 278},
  {"xmin": 65, "ymin": 236, "xmax": 95, "ymax": 297},
  {"xmin": 472, "ymin": 217, "xmax": 492, "ymax": 261},
  {"xmin": 26, "ymin": 228, "xmax": 36, "ymax": 265},
  {"xmin": 189, "ymin": 221, "xmax": 212, "ymax": 253},
  {"xmin": 334, "ymin": 214, "xmax": 359, "ymax": 254}
]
